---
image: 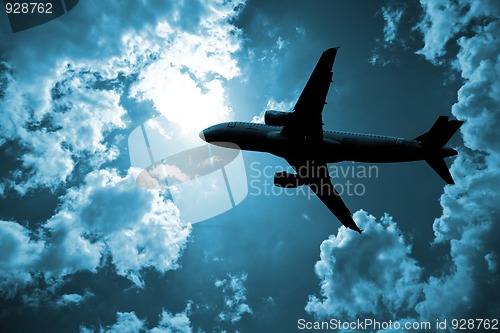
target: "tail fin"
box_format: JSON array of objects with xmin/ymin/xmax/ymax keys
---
[
  {"xmin": 415, "ymin": 116, "xmax": 463, "ymax": 184},
  {"xmin": 414, "ymin": 116, "xmax": 463, "ymax": 147}
]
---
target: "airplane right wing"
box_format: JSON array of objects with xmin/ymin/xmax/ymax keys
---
[
  {"xmin": 309, "ymin": 176, "xmax": 363, "ymax": 234},
  {"xmin": 286, "ymin": 159, "xmax": 363, "ymax": 234},
  {"xmin": 280, "ymin": 48, "xmax": 339, "ymax": 141}
]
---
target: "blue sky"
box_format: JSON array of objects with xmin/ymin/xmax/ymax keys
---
[{"xmin": 0, "ymin": 0, "xmax": 499, "ymax": 332}]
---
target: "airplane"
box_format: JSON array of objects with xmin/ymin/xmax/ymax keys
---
[{"xmin": 199, "ymin": 47, "xmax": 463, "ymax": 234}]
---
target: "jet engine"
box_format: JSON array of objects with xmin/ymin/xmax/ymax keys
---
[
  {"xmin": 274, "ymin": 171, "xmax": 306, "ymax": 188},
  {"xmin": 264, "ymin": 110, "xmax": 292, "ymax": 126}
]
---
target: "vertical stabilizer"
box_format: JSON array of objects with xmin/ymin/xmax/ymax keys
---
[{"xmin": 415, "ymin": 116, "xmax": 464, "ymax": 147}]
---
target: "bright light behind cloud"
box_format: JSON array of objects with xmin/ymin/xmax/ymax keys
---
[
  {"xmin": 130, "ymin": 3, "xmax": 244, "ymax": 140},
  {"xmin": 132, "ymin": 64, "xmax": 231, "ymax": 137}
]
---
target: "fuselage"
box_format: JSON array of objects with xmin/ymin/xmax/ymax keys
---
[{"xmin": 200, "ymin": 121, "xmax": 457, "ymax": 163}]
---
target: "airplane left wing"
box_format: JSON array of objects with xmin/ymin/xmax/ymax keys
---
[
  {"xmin": 281, "ymin": 48, "xmax": 338, "ymax": 141},
  {"xmin": 286, "ymin": 159, "xmax": 363, "ymax": 234}
]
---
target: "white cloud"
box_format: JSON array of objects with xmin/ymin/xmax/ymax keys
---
[
  {"xmin": 382, "ymin": 6, "xmax": 403, "ymax": 45},
  {"xmin": 0, "ymin": 169, "xmax": 191, "ymax": 300},
  {"xmin": 415, "ymin": 0, "xmax": 499, "ymax": 63},
  {"xmin": 97, "ymin": 312, "xmax": 145, "ymax": 333},
  {"xmin": 251, "ymin": 98, "xmax": 294, "ymax": 123},
  {"xmin": 82, "ymin": 304, "xmax": 194, "ymax": 333},
  {"xmin": 0, "ymin": 0, "xmax": 246, "ymax": 303},
  {"xmin": 129, "ymin": 0, "xmax": 245, "ymax": 140},
  {"xmin": 0, "ymin": 220, "xmax": 45, "ymax": 298},
  {"xmin": 306, "ymin": 211, "xmax": 422, "ymax": 319},
  {"xmin": 215, "ymin": 273, "xmax": 253, "ymax": 324},
  {"xmin": 251, "ymin": 111, "xmax": 266, "ymax": 124},
  {"xmin": 0, "ymin": 214, "xmax": 103, "ymax": 304},
  {"xmin": 369, "ymin": 5, "xmax": 404, "ymax": 67},
  {"xmin": 54, "ymin": 169, "xmax": 191, "ymax": 286},
  {"xmin": 265, "ymin": 98, "xmax": 295, "ymax": 112},
  {"xmin": 276, "ymin": 36, "xmax": 289, "ymax": 50},
  {"xmin": 306, "ymin": 0, "xmax": 500, "ymax": 321},
  {"xmin": 150, "ymin": 303, "xmax": 193, "ymax": 333},
  {"xmin": 1, "ymin": 0, "xmax": 246, "ymax": 194},
  {"xmin": 310, "ymin": 0, "xmax": 500, "ymax": 324},
  {"xmin": 55, "ymin": 291, "xmax": 94, "ymax": 307},
  {"xmin": 414, "ymin": 0, "xmax": 500, "ymax": 320},
  {"xmin": 3, "ymin": 65, "xmax": 126, "ymax": 194},
  {"xmin": 0, "ymin": 63, "xmax": 32, "ymax": 145}
]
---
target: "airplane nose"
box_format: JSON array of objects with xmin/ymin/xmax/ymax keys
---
[
  {"xmin": 199, "ymin": 125, "xmax": 222, "ymax": 143},
  {"xmin": 199, "ymin": 129, "xmax": 206, "ymax": 142},
  {"xmin": 200, "ymin": 127, "xmax": 213, "ymax": 142}
]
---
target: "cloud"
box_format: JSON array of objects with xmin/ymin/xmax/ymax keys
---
[
  {"xmin": 382, "ymin": 6, "xmax": 403, "ymax": 45},
  {"xmin": 369, "ymin": 5, "xmax": 405, "ymax": 67},
  {"xmin": 251, "ymin": 98, "xmax": 294, "ymax": 123},
  {"xmin": 295, "ymin": 26, "xmax": 306, "ymax": 36},
  {"xmin": 251, "ymin": 111, "xmax": 266, "ymax": 124},
  {"xmin": 306, "ymin": 211, "xmax": 422, "ymax": 320},
  {"xmin": 0, "ymin": 169, "xmax": 191, "ymax": 301},
  {"xmin": 81, "ymin": 304, "xmax": 194, "ymax": 333},
  {"xmin": 0, "ymin": 215, "xmax": 103, "ymax": 305},
  {"xmin": 1, "ymin": 0, "xmax": 246, "ymax": 194},
  {"xmin": 50, "ymin": 169, "xmax": 191, "ymax": 286},
  {"xmin": 0, "ymin": 0, "xmax": 246, "ymax": 305},
  {"xmin": 368, "ymin": 53, "xmax": 392, "ymax": 67},
  {"xmin": 415, "ymin": 0, "xmax": 499, "ymax": 63},
  {"xmin": 414, "ymin": 0, "xmax": 500, "ymax": 320},
  {"xmin": 0, "ymin": 63, "xmax": 31, "ymax": 146},
  {"xmin": 215, "ymin": 273, "xmax": 253, "ymax": 324},
  {"xmin": 0, "ymin": 220, "xmax": 45, "ymax": 298},
  {"xmin": 309, "ymin": 0, "xmax": 500, "ymax": 324},
  {"xmin": 55, "ymin": 291, "xmax": 95, "ymax": 307},
  {"xmin": 10, "ymin": 67, "xmax": 125, "ymax": 193},
  {"xmin": 94, "ymin": 312, "xmax": 145, "ymax": 333},
  {"xmin": 129, "ymin": 1, "xmax": 245, "ymax": 139},
  {"xmin": 276, "ymin": 36, "xmax": 289, "ymax": 50},
  {"xmin": 150, "ymin": 303, "xmax": 193, "ymax": 333}
]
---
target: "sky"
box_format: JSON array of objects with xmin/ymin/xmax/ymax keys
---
[{"xmin": 0, "ymin": 0, "xmax": 499, "ymax": 332}]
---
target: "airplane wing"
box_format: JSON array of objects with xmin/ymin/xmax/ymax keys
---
[
  {"xmin": 281, "ymin": 47, "xmax": 338, "ymax": 141},
  {"xmin": 286, "ymin": 159, "xmax": 363, "ymax": 234}
]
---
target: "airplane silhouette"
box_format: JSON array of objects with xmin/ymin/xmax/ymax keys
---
[{"xmin": 200, "ymin": 48, "xmax": 463, "ymax": 233}]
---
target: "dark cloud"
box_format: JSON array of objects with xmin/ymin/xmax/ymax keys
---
[
  {"xmin": 306, "ymin": 211, "xmax": 422, "ymax": 320},
  {"xmin": 1, "ymin": 0, "xmax": 249, "ymax": 330},
  {"xmin": 307, "ymin": 0, "xmax": 500, "ymax": 325},
  {"xmin": 1, "ymin": 0, "xmax": 498, "ymax": 331},
  {"xmin": 415, "ymin": 0, "xmax": 500, "ymax": 320}
]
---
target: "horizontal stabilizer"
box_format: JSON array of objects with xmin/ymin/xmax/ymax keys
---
[
  {"xmin": 426, "ymin": 158, "xmax": 454, "ymax": 184},
  {"xmin": 415, "ymin": 116, "xmax": 463, "ymax": 147}
]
